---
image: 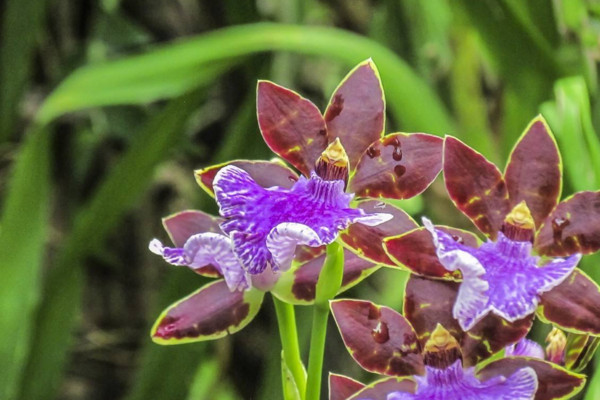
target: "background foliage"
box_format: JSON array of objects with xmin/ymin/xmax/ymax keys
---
[{"xmin": 1, "ymin": 0, "xmax": 600, "ymax": 399}]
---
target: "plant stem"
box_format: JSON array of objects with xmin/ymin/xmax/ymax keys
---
[
  {"xmin": 273, "ymin": 295, "xmax": 306, "ymax": 399},
  {"xmin": 305, "ymin": 242, "xmax": 344, "ymax": 400},
  {"xmin": 305, "ymin": 303, "xmax": 330, "ymax": 400}
]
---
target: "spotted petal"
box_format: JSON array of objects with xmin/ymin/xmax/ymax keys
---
[
  {"xmin": 149, "ymin": 233, "xmax": 249, "ymax": 291},
  {"xmin": 257, "ymin": 81, "xmax": 328, "ymax": 176},
  {"xmin": 151, "ymin": 280, "xmax": 264, "ymax": 344},
  {"xmin": 194, "ymin": 159, "xmax": 298, "ymax": 197},
  {"xmin": 349, "ymin": 133, "xmax": 443, "ymax": 200},
  {"xmin": 214, "ymin": 165, "xmax": 390, "ymax": 274},
  {"xmin": 443, "ymin": 136, "xmax": 510, "ymax": 238},
  {"xmin": 331, "ymin": 299, "xmax": 424, "ymax": 376},
  {"xmin": 504, "ymin": 116, "xmax": 562, "ymax": 227},
  {"xmin": 538, "ymin": 269, "xmax": 600, "ymax": 335},
  {"xmin": 329, "ymin": 374, "xmax": 365, "ymax": 400},
  {"xmin": 478, "ymin": 357, "xmax": 585, "ymax": 400},
  {"xmin": 387, "ymin": 360, "xmax": 538, "ymax": 400},
  {"xmin": 271, "ymin": 249, "xmax": 379, "ymax": 305},
  {"xmin": 534, "ymin": 191, "xmax": 600, "ymax": 256},
  {"xmin": 404, "ymin": 275, "xmax": 533, "ymax": 366},
  {"xmin": 162, "ymin": 210, "xmax": 223, "ymax": 277},
  {"xmin": 325, "ymin": 59, "xmax": 385, "ymax": 170},
  {"xmin": 341, "ymin": 200, "xmax": 418, "ymax": 266},
  {"xmin": 384, "ymin": 225, "xmax": 480, "ymax": 279}
]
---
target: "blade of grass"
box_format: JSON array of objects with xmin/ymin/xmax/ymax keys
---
[
  {"xmin": 0, "ymin": 129, "xmax": 50, "ymax": 399},
  {"xmin": 0, "ymin": 0, "xmax": 49, "ymax": 141},
  {"xmin": 37, "ymin": 23, "xmax": 455, "ymax": 134},
  {"xmin": 18, "ymin": 91, "xmax": 206, "ymax": 400}
]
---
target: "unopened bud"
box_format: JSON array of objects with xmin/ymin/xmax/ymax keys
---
[
  {"xmin": 422, "ymin": 324, "xmax": 462, "ymax": 369},
  {"xmin": 315, "ymin": 138, "xmax": 349, "ymax": 183},
  {"xmin": 546, "ymin": 327, "xmax": 567, "ymax": 365},
  {"xmin": 502, "ymin": 201, "xmax": 535, "ymax": 242}
]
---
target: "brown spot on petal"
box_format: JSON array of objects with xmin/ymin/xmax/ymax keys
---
[
  {"xmin": 394, "ymin": 165, "xmax": 406, "ymax": 178},
  {"xmin": 325, "ymin": 94, "xmax": 344, "ymax": 122}
]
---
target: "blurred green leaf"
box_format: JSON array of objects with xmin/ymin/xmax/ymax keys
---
[
  {"xmin": 0, "ymin": 129, "xmax": 50, "ymax": 399},
  {"xmin": 540, "ymin": 77, "xmax": 600, "ymax": 192},
  {"xmin": 457, "ymin": 0, "xmax": 560, "ymax": 154},
  {"xmin": 0, "ymin": 0, "xmax": 49, "ymax": 141},
  {"xmin": 37, "ymin": 23, "xmax": 454, "ymax": 134},
  {"xmin": 18, "ymin": 91, "xmax": 206, "ymax": 400}
]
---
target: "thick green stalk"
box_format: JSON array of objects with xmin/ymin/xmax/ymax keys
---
[
  {"xmin": 273, "ymin": 296, "xmax": 307, "ymax": 399},
  {"xmin": 305, "ymin": 242, "xmax": 344, "ymax": 400},
  {"xmin": 305, "ymin": 304, "xmax": 329, "ymax": 400}
]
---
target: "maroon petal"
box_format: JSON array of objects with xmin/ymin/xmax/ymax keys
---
[
  {"xmin": 538, "ymin": 269, "xmax": 600, "ymax": 335},
  {"xmin": 194, "ymin": 159, "xmax": 298, "ymax": 197},
  {"xmin": 404, "ymin": 276, "xmax": 532, "ymax": 366},
  {"xmin": 330, "ymin": 299, "xmax": 424, "ymax": 376},
  {"xmin": 151, "ymin": 280, "xmax": 264, "ymax": 344},
  {"xmin": 271, "ymin": 249, "xmax": 378, "ymax": 305},
  {"xmin": 257, "ymin": 81, "xmax": 328, "ymax": 176},
  {"xmin": 384, "ymin": 226, "xmax": 480, "ymax": 279},
  {"xmin": 348, "ymin": 377, "xmax": 416, "ymax": 400},
  {"xmin": 162, "ymin": 210, "xmax": 223, "ymax": 278},
  {"xmin": 477, "ymin": 357, "xmax": 585, "ymax": 400},
  {"xmin": 340, "ymin": 200, "xmax": 418, "ymax": 266},
  {"xmin": 504, "ymin": 117, "xmax": 562, "ymax": 227},
  {"xmin": 443, "ymin": 136, "xmax": 510, "ymax": 238},
  {"xmin": 163, "ymin": 210, "xmax": 222, "ymax": 247},
  {"xmin": 534, "ymin": 191, "xmax": 600, "ymax": 256},
  {"xmin": 349, "ymin": 133, "xmax": 443, "ymax": 200},
  {"xmin": 324, "ymin": 60, "xmax": 385, "ymax": 169},
  {"xmin": 329, "ymin": 374, "xmax": 365, "ymax": 400}
]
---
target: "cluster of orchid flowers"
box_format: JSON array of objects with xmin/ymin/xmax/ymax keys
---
[{"xmin": 149, "ymin": 60, "xmax": 600, "ymax": 400}]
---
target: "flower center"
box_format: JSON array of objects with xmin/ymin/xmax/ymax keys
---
[{"xmin": 501, "ymin": 201, "xmax": 535, "ymax": 242}]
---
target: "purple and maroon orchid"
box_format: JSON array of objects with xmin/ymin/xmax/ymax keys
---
[
  {"xmin": 383, "ymin": 116, "xmax": 600, "ymax": 336},
  {"xmin": 328, "ymin": 298, "xmax": 585, "ymax": 400},
  {"xmin": 148, "ymin": 60, "xmax": 443, "ymax": 344}
]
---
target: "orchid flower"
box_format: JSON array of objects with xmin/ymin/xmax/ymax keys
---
[
  {"xmin": 384, "ymin": 116, "xmax": 600, "ymax": 335},
  {"xmin": 148, "ymin": 60, "xmax": 443, "ymax": 343},
  {"xmin": 328, "ymin": 298, "xmax": 584, "ymax": 400}
]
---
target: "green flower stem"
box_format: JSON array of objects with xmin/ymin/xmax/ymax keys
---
[
  {"xmin": 273, "ymin": 295, "xmax": 306, "ymax": 399},
  {"xmin": 305, "ymin": 242, "xmax": 344, "ymax": 400}
]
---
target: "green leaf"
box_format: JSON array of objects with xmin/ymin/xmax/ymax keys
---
[
  {"xmin": 18, "ymin": 92, "xmax": 206, "ymax": 400},
  {"xmin": 37, "ymin": 23, "xmax": 454, "ymax": 134},
  {"xmin": 0, "ymin": 129, "xmax": 50, "ymax": 399},
  {"xmin": 540, "ymin": 77, "xmax": 600, "ymax": 192}
]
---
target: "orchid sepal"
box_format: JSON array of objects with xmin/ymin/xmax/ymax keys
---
[{"xmin": 150, "ymin": 280, "xmax": 264, "ymax": 344}]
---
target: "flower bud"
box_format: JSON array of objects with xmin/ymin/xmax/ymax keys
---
[
  {"xmin": 315, "ymin": 138, "xmax": 349, "ymax": 184},
  {"xmin": 502, "ymin": 201, "xmax": 535, "ymax": 242},
  {"xmin": 423, "ymin": 324, "xmax": 462, "ymax": 369},
  {"xmin": 546, "ymin": 327, "xmax": 567, "ymax": 365}
]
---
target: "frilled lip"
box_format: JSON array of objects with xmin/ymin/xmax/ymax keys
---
[
  {"xmin": 329, "ymin": 298, "xmax": 585, "ymax": 400},
  {"xmin": 442, "ymin": 115, "xmax": 600, "ymax": 257},
  {"xmin": 385, "ymin": 213, "xmax": 600, "ymax": 335},
  {"xmin": 149, "ymin": 207, "xmax": 392, "ymax": 344}
]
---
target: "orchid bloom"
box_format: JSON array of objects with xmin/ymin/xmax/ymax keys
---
[
  {"xmin": 328, "ymin": 298, "xmax": 584, "ymax": 400},
  {"xmin": 384, "ymin": 116, "xmax": 600, "ymax": 335},
  {"xmin": 148, "ymin": 60, "xmax": 443, "ymax": 344}
]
